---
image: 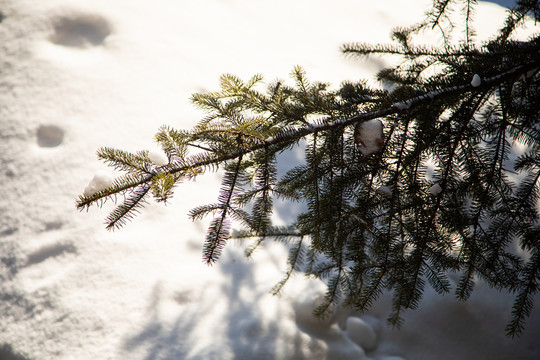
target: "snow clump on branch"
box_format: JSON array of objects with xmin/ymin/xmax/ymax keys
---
[
  {"xmin": 148, "ymin": 148, "xmax": 169, "ymax": 166},
  {"xmin": 429, "ymin": 183, "xmax": 443, "ymax": 195},
  {"xmin": 83, "ymin": 170, "xmax": 114, "ymax": 196},
  {"xmin": 354, "ymin": 119, "xmax": 384, "ymax": 156},
  {"xmin": 471, "ymin": 74, "xmax": 481, "ymax": 87}
]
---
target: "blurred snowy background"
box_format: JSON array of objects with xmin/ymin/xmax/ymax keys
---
[{"xmin": 0, "ymin": 0, "xmax": 539, "ymax": 359}]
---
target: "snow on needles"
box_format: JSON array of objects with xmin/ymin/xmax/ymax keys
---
[
  {"xmin": 471, "ymin": 74, "xmax": 482, "ymax": 87},
  {"xmin": 429, "ymin": 183, "xmax": 443, "ymax": 195},
  {"xmin": 355, "ymin": 119, "xmax": 384, "ymax": 156},
  {"xmin": 148, "ymin": 148, "xmax": 169, "ymax": 166},
  {"xmin": 83, "ymin": 170, "xmax": 114, "ymax": 196}
]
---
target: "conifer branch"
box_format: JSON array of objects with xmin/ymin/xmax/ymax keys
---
[
  {"xmin": 105, "ymin": 184, "xmax": 151, "ymax": 230},
  {"xmin": 96, "ymin": 147, "xmax": 152, "ymax": 173},
  {"xmin": 506, "ymin": 251, "xmax": 540, "ymax": 337},
  {"xmin": 272, "ymin": 236, "xmax": 305, "ymax": 295},
  {"xmin": 202, "ymin": 155, "xmax": 244, "ymax": 264},
  {"xmin": 79, "ymin": 1, "xmax": 540, "ymax": 336},
  {"xmin": 497, "ymin": 0, "xmax": 540, "ymax": 42},
  {"xmin": 80, "ymin": 59, "xmax": 540, "ymax": 213}
]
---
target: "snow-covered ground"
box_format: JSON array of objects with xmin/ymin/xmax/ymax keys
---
[{"xmin": 0, "ymin": 0, "xmax": 538, "ymax": 359}]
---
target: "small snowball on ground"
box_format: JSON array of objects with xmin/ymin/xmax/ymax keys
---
[
  {"xmin": 429, "ymin": 183, "xmax": 443, "ymax": 195},
  {"xmin": 360, "ymin": 314, "xmax": 381, "ymax": 333},
  {"xmin": 295, "ymin": 294, "xmax": 332, "ymax": 327},
  {"xmin": 345, "ymin": 316, "xmax": 378, "ymax": 351},
  {"xmin": 355, "ymin": 119, "xmax": 384, "ymax": 156},
  {"xmin": 83, "ymin": 170, "xmax": 114, "ymax": 196},
  {"xmin": 471, "ymin": 74, "xmax": 481, "ymax": 87},
  {"xmin": 289, "ymin": 278, "xmax": 335, "ymax": 329},
  {"xmin": 148, "ymin": 148, "xmax": 169, "ymax": 166}
]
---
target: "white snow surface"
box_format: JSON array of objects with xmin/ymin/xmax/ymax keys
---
[{"xmin": 1, "ymin": 0, "xmax": 539, "ymax": 359}]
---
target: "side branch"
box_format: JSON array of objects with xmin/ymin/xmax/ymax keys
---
[{"xmin": 78, "ymin": 61, "xmax": 539, "ymax": 213}]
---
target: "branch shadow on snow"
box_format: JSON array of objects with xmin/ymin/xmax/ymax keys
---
[
  {"xmin": 0, "ymin": 344, "xmax": 30, "ymax": 360},
  {"xmin": 121, "ymin": 245, "xmax": 325, "ymax": 360},
  {"xmin": 121, "ymin": 141, "xmax": 365, "ymax": 359}
]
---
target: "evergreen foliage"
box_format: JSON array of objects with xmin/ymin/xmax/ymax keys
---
[{"xmin": 77, "ymin": 0, "xmax": 540, "ymax": 336}]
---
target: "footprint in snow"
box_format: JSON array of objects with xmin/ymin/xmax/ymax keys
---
[
  {"xmin": 25, "ymin": 241, "xmax": 77, "ymax": 267},
  {"xmin": 50, "ymin": 13, "xmax": 111, "ymax": 48},
  {"xmin": 37, "ymin": 124, "xmax": 64, "ymax": 148}
]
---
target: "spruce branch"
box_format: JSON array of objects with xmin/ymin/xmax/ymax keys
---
[
  {"xmin": 78, "ymin": 1, "xmax": 540, "ymax": 336},
  {"xmin": 201, "ymin": 155, "xmax": 244, "ymax": 264},
  {"xmin": 272, "ymin": 236, "xmax": 305, "ymax": 295},
  {"xmin": 96, "ymin": 147, "xmax": 152, "ymax": 173},
  {"xmin": 105, "ymin": 184, "xmax": 151, "ymax": 230},
  {"xmin": 506, "ymin": 251, "xmax": 540, "ymax": 337}
]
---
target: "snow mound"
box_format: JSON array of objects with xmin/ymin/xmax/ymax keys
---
[{"xmin": 345, "ymin": 316, "xmax": 378, "ymax": 351}]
